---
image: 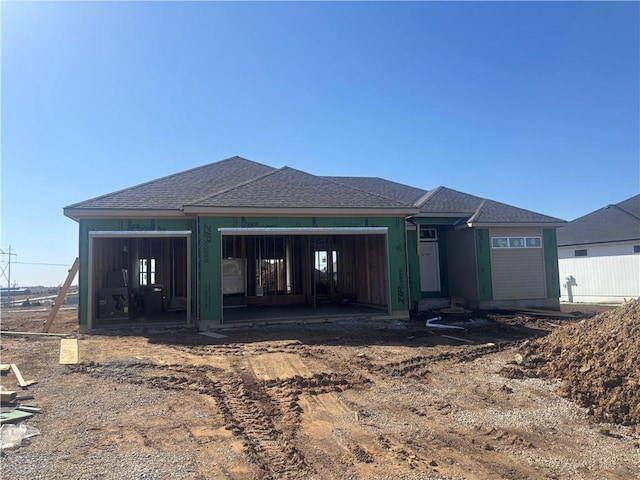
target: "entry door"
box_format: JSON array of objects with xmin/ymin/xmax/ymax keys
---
[{"xmin": 419, "ymin": 242, "xmax": 441, "ymax": 292}]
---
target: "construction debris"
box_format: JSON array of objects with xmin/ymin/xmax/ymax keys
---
[
  {"xmin": 9, "ymin": 364, "xmax": 34, "ymax": 389},
  {"xmin": 15, "ymin": 394, "xmax": 34, "ymax": 402},
  {"xmin": 59, "ymin": 338, "xmax": 79, "ymax": 365},
  {"xmin": 504, "ymin": 308, "xmax": 581, "ymax": 319},
  {"xmin": 0, "ymin": 409, "xmax": 34, "ymax": 425},
  {"xmin": 0, "ymin": 331, "xmax": 73, "ymax": 337},
  {"xmin": 438, "ymin": 334, "xmax": 474, "ymax": 344},
  {"xmin": 0, "ymin": 423, "xmax": 40, "ymax": 449},
  {"xmin": 0, "ymin": 391, "xmax": 17, "ymax": 405},
  {"xmin": 10, "ymin": 364, "xmax": 27, "ymax": 388},
  {"xmin": 0, "ymin": 362, "xmax": 41, "ymax": 445},
  {"xmin": 15, "ymin": 405, "xmax": 42, "ymax": 414},
  {"xmin": 439, "ymin": 296, "xmax": 472, "ymax": 314},
  {"xmin": 425, "ymin": 316, "xmax": 465, "ymax": 330}
]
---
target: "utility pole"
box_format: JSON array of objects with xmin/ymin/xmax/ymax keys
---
[{"xmin": 1, "ymin": 246, "xmax": 18, "ymax": 306}]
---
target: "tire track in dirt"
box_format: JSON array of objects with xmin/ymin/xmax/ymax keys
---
[
  {"xmin": 203, "ymin": 369, "xmax": 311, "ymax": 480},
  {"xmin": 72, "ymin": 360, "xmax": 311, "ymax": 479},
  {"xmin": 357, "ymin": 342, "xmax": 510, "ymax": 379},
  {"xmin": 71, "ymin": 343, "xmax": 516, "ymax": 476},
  {"xmin": 71, "ymin": 360, "xmax": 371, "ymax": 479},
  {"xmin": 169, "ymin": 340, "xmax": 325, "ymax": 359}
]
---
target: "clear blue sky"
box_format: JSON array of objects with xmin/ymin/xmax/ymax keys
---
[{"xmin": 2, "ymin": 1, "xmax": 639, "ymax": 287}]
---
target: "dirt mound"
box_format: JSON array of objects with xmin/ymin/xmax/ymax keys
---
[{"xmin": 517, "ymin": 299, "xmax": 640, "ymax": 427}]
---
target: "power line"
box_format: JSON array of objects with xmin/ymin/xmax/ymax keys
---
[
  {"xmin": 1, "ymin": 246, "xmax": 18, "ymax": 305},
  {"xmin": 15, "ymin": 261, "xmax": 72, "ymax": 267}
]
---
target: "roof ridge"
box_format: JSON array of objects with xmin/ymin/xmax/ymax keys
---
[
  {"xmin": 610, "ymin": 203, "xmax": 640, "ymax": 221},
  {"xmin": 325, "ymin": 175, "xmax": 418, "ymax": 187},
  {"xmin": 65, "ymin": 156, "xmax": 267, "ymax": 209},
  {"xmin": 190, "ymin": 167, "xmax": 413, "ymax": 208},
  {"xmin": 413, "ymin": 186, "xmax": 442, "ymax": 207},
  {"xmin": 418, "ymin": 186, "xmax": 564, "ymax": 224},
  {"xmin": 186, "ymin": 166, "xmax": 284, "ymax": 206},
  {"xmin": 467, "ymin": 198, "xmax": 487, "ymax": 224},
  {"xmin": 320, "ymin": 175, "xmax": 412, "ymax": 207}
]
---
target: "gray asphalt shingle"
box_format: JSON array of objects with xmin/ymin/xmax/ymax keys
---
[
  {"xmin": 65, "ymin": 156, "xmax": 565, "ymax": 226},
  {"xmin": 417, "ymin": 186, "xmax": 485, "ymax": 214},
  {"xmin": 189, "ymin": 167, "xmax": 411, "ymax": 209},
  {"xmin": 417, "ymin": 186, "xmax": 564, "ymax": 224},
  {"xmin": 322, "ymin": 176, "xmax": 427, "ymax": 206},
  {"xmin": 65, "ymin": 156, "xmax": 276, "ymax": 210},
  {"xmin": 556, "ymin": 194, "xmax": 640, "ymax": 246}
]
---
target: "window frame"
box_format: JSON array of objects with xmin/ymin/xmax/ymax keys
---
[
  {"xmin": 419, "ymin": 226, "xmax": 438, "ymax": 242},
  {"xmin": 491, "ymin": 236, "xmax": 542, "ymax": 249}
]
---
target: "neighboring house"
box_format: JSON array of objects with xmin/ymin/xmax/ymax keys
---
[
  {"xmin": 557, "ymin": 194, "xmax": 640, "ymax": 304},
  {"xmin": 64, "ymin": 156, "xmax": 564, "ymax": 331}
]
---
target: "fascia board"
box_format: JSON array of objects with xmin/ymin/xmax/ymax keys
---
[
  {"xmin": 414, "ymin": 212, "xmax": 474, "ymax": 218},
  {"xmin": 88, "ymin": 230, "xmax": 192, "ymax": 238},
  {"xmin": 219, "ymin": 227, "xmax": 388, "ymax": 236},
  {"xmin": 63, "ymin": 208, "xmax": 192, "ymax": 221},
  {"xmin": 185, "ymin": 206, "xmax": 418, "ymax": 216},
  {"xmin": 461, "ymin": 221, "xmax": 567, "ymax": 229},
  {"xmin": 558, "ymin": 238, "xmax": 640, "ymax": 248}
]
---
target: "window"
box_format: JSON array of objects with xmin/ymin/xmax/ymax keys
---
[
  {"xmin": 419, "ymin": 226, "xmax": 438, "ymax": 241},
  {"xmin": 492, "ymin": 237, "xmax": 509, "ymax": 248},
  {"xmin": 574, "ymin": 249, "xmax": 588, "ymax": 257},
  {"xmin": 139, "ymin": 258, "xmax": 156, "ymax": 285},
  {"xmin": 257, "ymin": 258, "xmax": 285, "ymax": 294},
  {"xmin": 525, "ymin": 237, "xmax": 542, "ymax": 248},
  {"xmin": 509, "ymin": 237, "xmax": 525, "ymax": 248},
  {"xmin": 314, "ymin": 250, "xmax": 338, "ymax": 294},
  {"xmin": 634, "ymin": 245, "xmax": 640, "ymax": 254},
  {"xmin": 491, "ymin": 236, "xmax": 542, "ymax": 249},
  {"xmin": 253, "ymin": 235, "xmax": 289, "ymax": 295}
]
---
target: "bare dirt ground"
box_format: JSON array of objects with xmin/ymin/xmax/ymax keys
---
[{"xmin": 1, "ymin": 302, "xmax": 639, "ymax": 480}]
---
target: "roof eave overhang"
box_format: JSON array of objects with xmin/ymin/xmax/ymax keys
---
[
  {"xmin": 558, "ymin": 237, "xmax": 640, "ymax": 248},
  {"xmin": 458, "ymin": 221, "xmax": 567, "ymax": 230},
  {"xmin": 63, "ymin": 208, "xmax": 190, "ymax": 222},
  {"xmin": 219, "ymin": 227, "xmax": 389, "ymax": 236},
  {"xmin": 413, "ymin": 212, "xmax": 474, "ymax": 218},
  {"xmin": 183, "ymin": 206, "xmax": 418, "ymax": 217}
]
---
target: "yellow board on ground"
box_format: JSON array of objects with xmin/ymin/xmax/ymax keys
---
[{"xmin": 59, "ymin": 338, "xmax": 78, "ymax": 364}]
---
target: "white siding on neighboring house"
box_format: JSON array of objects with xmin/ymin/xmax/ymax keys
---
[
  {"xmin": 489, "ymin": 228, "xmax": 546, "ymax": 301},
  {"xmin": 558, "ymin": 241, "xmax": 640, "ymax": 303}
]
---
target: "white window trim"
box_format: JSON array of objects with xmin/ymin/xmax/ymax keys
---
[{"xmin": 491, "ymin": 236, "xmax": 542, "ymax": 249}]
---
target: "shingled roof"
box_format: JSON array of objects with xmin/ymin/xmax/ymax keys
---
[
  {"xmin": 323, "ymin": 176, "xmax": 427, "ymax": 206},
  {"xmin": 415, "ymin": 186, "xmax": 565, "ymax": 225},
  {"xmin": 65, "ymin": 156, "xmax": 276, "ymax": 211},
  {"xmin": 186, "ymin": 168, "xmax": 411, "ymax": 210},
  {"xmin": 64, "ymin": 156, "xmax": 565, "ymax": 226},
  {"xmin": 556, "ymin": 194, "xmax": 640, "ymax": 246}
]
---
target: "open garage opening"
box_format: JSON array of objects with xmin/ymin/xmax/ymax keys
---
[
  {"xmin": 87, "ymin": 232, "xmax": 192, "ymax": 329},
  {"xmin": 219, "ymin": 230, "xmax": 390, "ymax": 323}
]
